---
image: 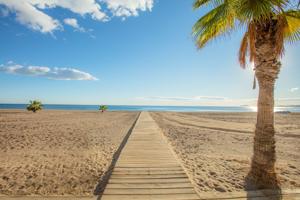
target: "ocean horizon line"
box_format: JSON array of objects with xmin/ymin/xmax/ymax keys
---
[
  {"xmin": 0, "ymin": 103, "xmax": 299, "ymax": 112},
  {"xmin": 1, "ymin": 102, "xmax": 299, "ymax": 106}
]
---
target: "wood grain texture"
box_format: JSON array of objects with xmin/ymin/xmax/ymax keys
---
[{"xmin": 102, "ymin": 112, "xmax": 200, "ymax": 199}]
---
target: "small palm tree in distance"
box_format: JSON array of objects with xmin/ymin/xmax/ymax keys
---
[
  {"xmin": 27, "ymin": 100, "xmax": 43, "ymax": 113},
  {"xmin": 99, "ymin": 105, "xmax": 108, "ymax": 113}
]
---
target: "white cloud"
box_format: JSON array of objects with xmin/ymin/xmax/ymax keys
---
[
  {"xmin": 0, "ymin": 0, "xmax": 61, "ymax": 33},
  {"xmin": 134, "ymin": 96, "xmax": 300, "ymax": 106},
  {"xmin": 48, "ymin": 67, "xmax": 97, "ymax": 80},
  {"xmin": 63, "ymin": 18, "xmax": 79, "ymax": 28},
  {"xmin": 277, "ymin": 97, "xmax": 300, "ymax": 101},
  {"xmin": 63, "ymin": 18, "xmax": 85, "ymax": 32},
  {"xmin": 31, "ymin": 0, "xmax": 107, "ymax": 21},
  {"xmin": 0, "ymin": 0, "xmax": 154, "ymax": 33},
  {"xmin": 135, "ymin": 96, "xmax": 237, "ymax": 106},
  {"xmin": 289, "ymin": 87, "xmax": 299, "ymax": 93},
  {"xmin": 0, "ymin": 62, "xmax": 98, "ymax": 80},
  {"xmin": 104, "ymin": 0, "xmax": 153, "ymax": 17},
  {"xmin": 138, "ymin": 96, "xmax": 228, "ymax": 102}
]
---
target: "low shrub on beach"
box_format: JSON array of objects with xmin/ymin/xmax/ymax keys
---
[
  {"xmin": 99, "ymin": 105, "xmax": 108, "ymax": 113},
  {"xmin": 27, "ymin": 100, "xmax": 43, "ymax": 113}
]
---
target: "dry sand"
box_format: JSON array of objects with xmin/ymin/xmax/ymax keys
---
[
  {"xmin": 0, "ymin": 110, "xmax": 138, "ymax": 196},
  {"xmin": 151, "ymin": 112, "xmax": 300, "ymax": 194}
]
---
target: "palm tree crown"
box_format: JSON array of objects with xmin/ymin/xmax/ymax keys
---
[
  {"xmin": 27, "ymin": 100, "xmax": 43, "ymax": 113},
  {"xmin": 99, "ymin": 105, "xmax": 108, "ymax": 112},
  {"xmin": 192, "ymin": 0, "xmax": 300, "ymax": 67}
]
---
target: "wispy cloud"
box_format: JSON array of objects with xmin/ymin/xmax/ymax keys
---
[
  {"xmin": 0, "ymin": 62, "xmax": 98, "ymax": 80},
  {"xmin": 0, "ymin": 0, "xmax": 62, "ymax": 33},
  {"xmin": 0, "ymin": 0, "xmax": 154, "ymax": 33},
  {"xmin": 276, "ymin": 97, "xmax": 300, "ymax": 101},
  {"xmin": 138, "ymin": 96, "xmax": 228, "ymax": 102},
  {"xmin": 135, "ymin": 96, "xmax": 300, "ymax": 106},
  {"xmin": 63, "ymin": 18, "xmax": 85, "ymax": 32},
  {"xmin": 289, "ymin": 87, "xmax": 299, "ymax": 93},
  {"xmin": 104, "ymin": 0, "xmax": 153, "ymax": 17}
]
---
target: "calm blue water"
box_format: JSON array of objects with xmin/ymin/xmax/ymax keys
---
[{"xmin": 0, "ymin": 104, "xmax": 299, "ymax": 112}]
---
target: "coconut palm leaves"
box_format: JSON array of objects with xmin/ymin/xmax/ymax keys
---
[
  {"xmin": 283, "ymin": 10, "xmax": 300, "ymax": 42},
  {"xmin": 239, "ymin": 22, "xmax": 257, "ymax": 68},
  {"xmin": 193, "ymin": 1, "xmax": 235, "ymax": 48},
  {"xmin": 193, "ymin": 0, "xmax": 223, "ymax": 9},
  {"xmin": 27, "ymin": 100, "xmax": 43, "ymax": 113},
  {"xmin": 192, "ymin": 0, "xmax": 300, "ymax": 67},
  {"xmin": 99, "ymin": 105, "xmax": 108, "ymax": 113}
]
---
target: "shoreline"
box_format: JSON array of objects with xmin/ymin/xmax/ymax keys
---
[
  {"xmin": 1, "ymin": 104, "xmax": 300, "ymax": 113},
  {"xmin": 1, "ymin": 109, "xmax": 299, "ymax": 114}
]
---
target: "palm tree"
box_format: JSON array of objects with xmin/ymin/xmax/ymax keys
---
[
  {"xmin": 99, "ymin": 105, "xmax": 108, "ymax": 113},
  {"xmin": 192, "ymin": 0, "xmax": 300, "ymax": 189},
  {"xmin": 27, "ymin": 100, "xmax": 43, "ymax": 113}
]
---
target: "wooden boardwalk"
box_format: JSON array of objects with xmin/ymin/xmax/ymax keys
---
[{"xmin": 101, "ymin": 112, "xmax": 200, "ymax": 200}]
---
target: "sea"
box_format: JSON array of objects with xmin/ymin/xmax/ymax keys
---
[{"xmin": 0, "ymin": 104, "xmax": 299, "ymax": 112}]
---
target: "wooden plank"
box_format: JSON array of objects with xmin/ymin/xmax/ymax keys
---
[
  {"xmin": 112, "ymin": 170, "xmax": 185, "ymax": 175},
  {"xmin": 109, "ymin": 178, "xmax": 191, "ymax": 184},
  {"xmin": 110, "ymin": 174, "xmax": 188, "ymax": 179},
  {"xmin": 100, "ymin": 194, "xmax": 200, "ymax": 200},
  {"xmin": 113, "ymin": 167, "xmax": 183, "ymax": 171},
  {"xmin": 102, "ymin": 112, "xmax": 200, "ymax": 200},
  {"xmin": 105, "ymin": 183, "xmax": 194, "ymax": 189},
  {"xmin": 116, "ymin": 164, "xmax": 182, "ymax": 168},
  {"xmin": 104, "ymin": 188, "xmax": 196, "ymax": 195}
]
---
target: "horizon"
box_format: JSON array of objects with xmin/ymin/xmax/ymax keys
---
[
  {"xmin": 1, "ymin": 102, "xmax": 300, "ymax": 107},
  {"xmin": 1, "ymin": 0, "xmax": 299, "ymax": 106}
]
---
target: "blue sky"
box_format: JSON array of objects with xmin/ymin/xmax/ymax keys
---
[{"xmin": 0, "ymin": 0, "xmax": 299, "ymax": 106}]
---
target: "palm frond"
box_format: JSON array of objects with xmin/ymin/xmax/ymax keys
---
[
  {"xmin": 239, "ymin": 32, "xmax": 249, "ymax": 68},
  {"xmin": 282, "ymin": 10, "xmax": 300, "ymax": 43},
  {"xmin": 235, "ymin": 0, "xmax": 287, "ymax": 21},
  {"xmin": 275, "ymin": 15, "xmax": 287, "ymax": 57},
  {"xmin": 193, "ymin": 0, "xmax": 223, "ymax": 10},
  {"xmin": 238, "ymin": 22, "xmax": 256, "ymax": 68},
  {"xmin": 192, "ymin": 2, "xmax": 236, "ymax": 48},
  {"xmin": 248, "ymin": 22, "xmax": 256, "ymax": 62}
]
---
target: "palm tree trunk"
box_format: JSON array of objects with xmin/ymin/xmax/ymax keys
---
[{"xmin": 249, "ymin": 20, "xmax": 281, "ymax": 189}]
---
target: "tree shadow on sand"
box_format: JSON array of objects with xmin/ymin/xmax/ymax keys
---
[
  {"xmin": 93, "ymin": 113, "xmax": 140, "ymax": 200},
  {"xmin": 245, "ymin": 174, "xmax": 282, "ymax": 200}
]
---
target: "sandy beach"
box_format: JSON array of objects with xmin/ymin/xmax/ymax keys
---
[
  {"xmin": 151, "ymin": 112, "xmax": 300, "ymax": 194},
  {"xmin": 1, "ymin": 110, "xmax": 299, "ymax": 197},
  {"xmin": 0, "ymin": 110, "xmax": 138, "ymax": 195}
]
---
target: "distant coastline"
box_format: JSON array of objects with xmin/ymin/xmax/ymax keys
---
[{"xmin": 0, "ymin": 104, "xmax": 299, "ymax": 112}]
